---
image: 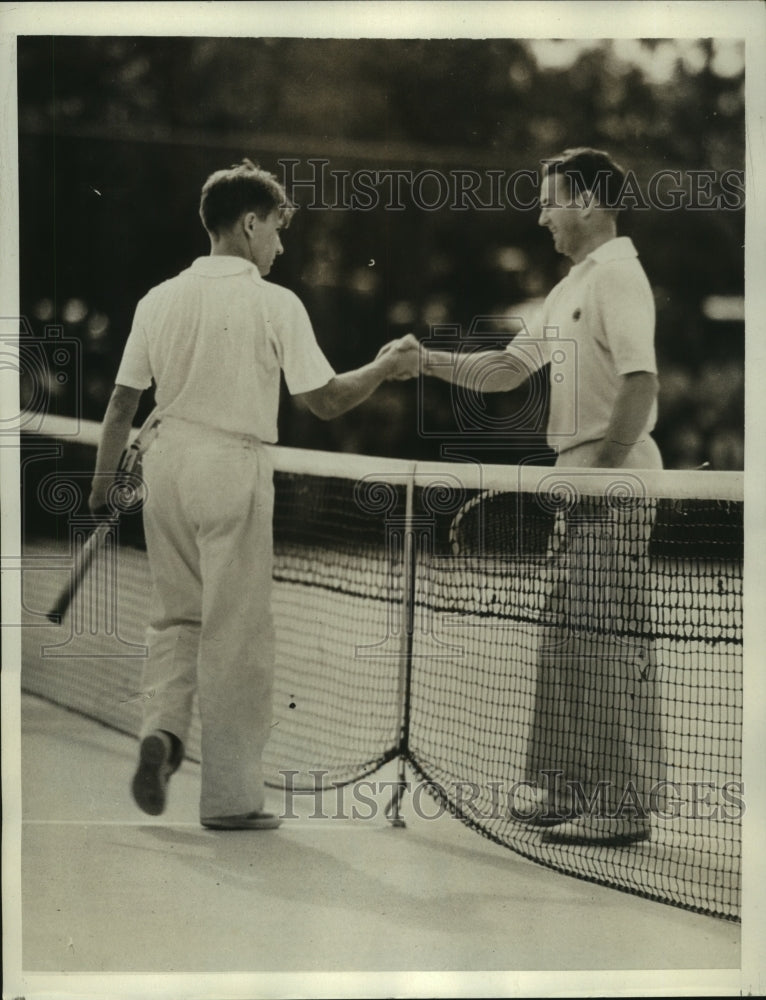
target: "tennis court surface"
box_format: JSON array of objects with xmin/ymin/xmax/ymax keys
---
[{"xmin": 19, "ymin": 693, "xmax": 739, "ymax": 977}]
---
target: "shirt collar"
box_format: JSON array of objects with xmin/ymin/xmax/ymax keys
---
[
  {"xmin": 189, "ymin": 256, "xmax": 264, "ymax": 280},
  {"xmin": 586, "ymin": 236, "xmax": 638, "ymax": 265}
]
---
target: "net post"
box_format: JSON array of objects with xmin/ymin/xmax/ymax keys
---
[
  {"xmin": 387, "ymin": 473, "xmax": 415, "ymax": 830},
  {"xmin": 385, "ymin": 755, "xmax": 408, "ymax": 828}
]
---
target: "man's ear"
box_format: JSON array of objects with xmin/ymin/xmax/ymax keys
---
[
  {"xmin": 242, "ymin": 211, "xmax": 259, "ymax": 236},
  {"xmin": 577, "ymin": 189, "xmax": 597, "ymax": 218}
]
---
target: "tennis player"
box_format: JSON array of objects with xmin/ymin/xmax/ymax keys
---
[
  {"xmin": 393, "ymin": 148, "xmax": 664, "ymax": 845},
  {"xmin": 88, "ymin": 159, "xmax": 418, "ymax": 830}
]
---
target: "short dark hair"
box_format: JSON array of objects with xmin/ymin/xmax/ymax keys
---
[
  {"xmin": 199, "ymin": 159, "xmax": 295, "ymax": 236},
  {"xmin": 542, "ymin": 147, "xmax": 626, "ymax": 211}
]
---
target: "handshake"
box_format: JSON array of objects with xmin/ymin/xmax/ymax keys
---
[{"xmin": 376, "ymin": 333, "xmax": 421, "ymax": 381}]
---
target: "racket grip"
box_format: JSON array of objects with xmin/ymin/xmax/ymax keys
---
[{"xmin": 46, "ymin": 520, "xmax": 115, "ymax": 623}]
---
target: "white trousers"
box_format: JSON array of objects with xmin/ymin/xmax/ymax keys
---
[
  {"xmin": 139, "ymin": 417, "xmax": 275, "ymax": 818},
  {"xmin": 555, "ymin": 436, "xmax": 663, "ymax": 470},
  {"xmin": 526, "ymin": 433, "xmax": 666, "ymax": 811}
]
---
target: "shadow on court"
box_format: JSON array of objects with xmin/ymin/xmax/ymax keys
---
[{"xmin": 18, "ymin": 694, "xmax": 740, "ymax": 974}]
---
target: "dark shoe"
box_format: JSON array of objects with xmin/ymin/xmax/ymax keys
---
[
  {"xmin": 542, "ymin": 815, "xmax": 651, "ymax": 846},
  {"xmin": 131, "ymin": 731, "xmax": 176, "ymax": 816},
  {"xmin": 518, "ymin": 807, "xmax": 581, "ymax": 828},
  {"xmin": 510, "ymin": 784, "xmax": 580, "ymax": 827},
  {"xmin": 201, "ymin": 811, "xmax": 282, "ymax": 831}
]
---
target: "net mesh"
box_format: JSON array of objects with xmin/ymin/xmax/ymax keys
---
[
  {"xmin": 406, "ymin": 477, "xmax": 741, "ymax": 919},
  {"xmin": 19, "ymin": 465, "xmax": 405, "ymax": 788},
  {"xmin": 17, "ymin": 422, "xmax": 743, "ymax": 920}
]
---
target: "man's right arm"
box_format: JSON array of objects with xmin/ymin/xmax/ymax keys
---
[
  {"xmin": 294, "ymin": 334, "xmax": 420, "ymax": 420},
  {"xmin": 421, "ymin": 345, "xmax": 540, "ymax": 393},
  {"xmin": 88, "ymin": 384, "xmax": 143, "ymax": 514}
]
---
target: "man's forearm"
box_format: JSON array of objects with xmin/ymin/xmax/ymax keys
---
[
  {"xmin": 323, "ymin": 358, "xmax": 396, "ymax": 419},
  {"xmin": 422, "ymin": 348, "xmax": 533, "ymax": 393},
  {"xmin": 310, "ymin": 357, "xmax": 394, "ymax": 420},
  {"xmin": 89, "ymin": 385, "xmax": 142, "ymax": 510},
  {"xmin": 595, "ymin": 371, "xmax": 658, "ymax": 467},
  {"xmin": 298, "ymin": 335, "xmax": 420, "ymax": 420}
]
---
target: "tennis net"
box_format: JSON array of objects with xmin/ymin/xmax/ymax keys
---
[{"xmin": 17, "ymin": 417, "xmax": 743, "ymax": 920}]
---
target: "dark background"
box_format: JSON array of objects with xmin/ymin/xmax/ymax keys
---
[{"xmin": 17, "ymin": 37, "xmax": 745, "ymax": 468}]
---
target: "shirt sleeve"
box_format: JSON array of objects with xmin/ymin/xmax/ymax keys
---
[
  {"xmin": 595, "ymin": 263, "xmax": 658, "ymax": 376},
  {"xmin": 269, "ymin": 287, "xmax": 336, "ymax": 394},
  {"xmin": 114, "ymin": 297, "xmax": 154, "ymax": 390}
]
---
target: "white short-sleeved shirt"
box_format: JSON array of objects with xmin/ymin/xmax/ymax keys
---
[
  {"xmin": 505, "ymin": 236, "xmax": 657, "ymax": 450},
  {"xmin": 115, "ymin": 256, "xmax": 335, "ymax": 442}
]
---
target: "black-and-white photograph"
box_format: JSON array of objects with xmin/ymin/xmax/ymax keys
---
[{"xmin": 2, "ymin": 2, "xmax": 764, "ymax": 997}]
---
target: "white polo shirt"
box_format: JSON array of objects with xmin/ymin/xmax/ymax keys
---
[
  {"xmin": 506, "ymin": 236, "xmax": 657, "ymax": 450},
  {"xmin": 115, "ymin": 256, "xmax": 335, "ymax": 442}
]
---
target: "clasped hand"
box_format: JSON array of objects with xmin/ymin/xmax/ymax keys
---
[{"xmin": 376, "ymin": 333, "xmax": 421, "ymax": 381}]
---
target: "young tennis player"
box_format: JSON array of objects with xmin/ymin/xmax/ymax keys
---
[{"xmin": 89, "ymin": 159, "xmax": 418, "ymax": 829}]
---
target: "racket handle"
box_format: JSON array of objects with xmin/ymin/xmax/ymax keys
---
[
  {"xmin": 46, "ymin": 520, "xmax": 115, "ymax": 623},
  {"xmin": 45, "ymin": 409, "xmax": 159, "ymax": 623}
]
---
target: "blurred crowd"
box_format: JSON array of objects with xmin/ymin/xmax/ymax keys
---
[{"xmin": 656, "ymin": 360, "xmax": 744, "ymax": 470}]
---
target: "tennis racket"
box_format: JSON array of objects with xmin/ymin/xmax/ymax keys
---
[
  {"xmin": 46, "ymin": 409, "xmax": 161, "ymax": 623},
  {"xmin": 448, "ymin": 489, "xmax": 500, "ymax": 556},
  {"xmin": 448, "ymin": 488, "xmax": 554, "ymax": 560}
]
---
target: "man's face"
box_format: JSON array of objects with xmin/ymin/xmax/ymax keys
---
[
  {"xmin": 538, "ymin": 172, "xmax": 586, "ymax": 262},
  {"xmin": 245, "ymin": 209, "xmax": 284, "ymax": 276}
]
